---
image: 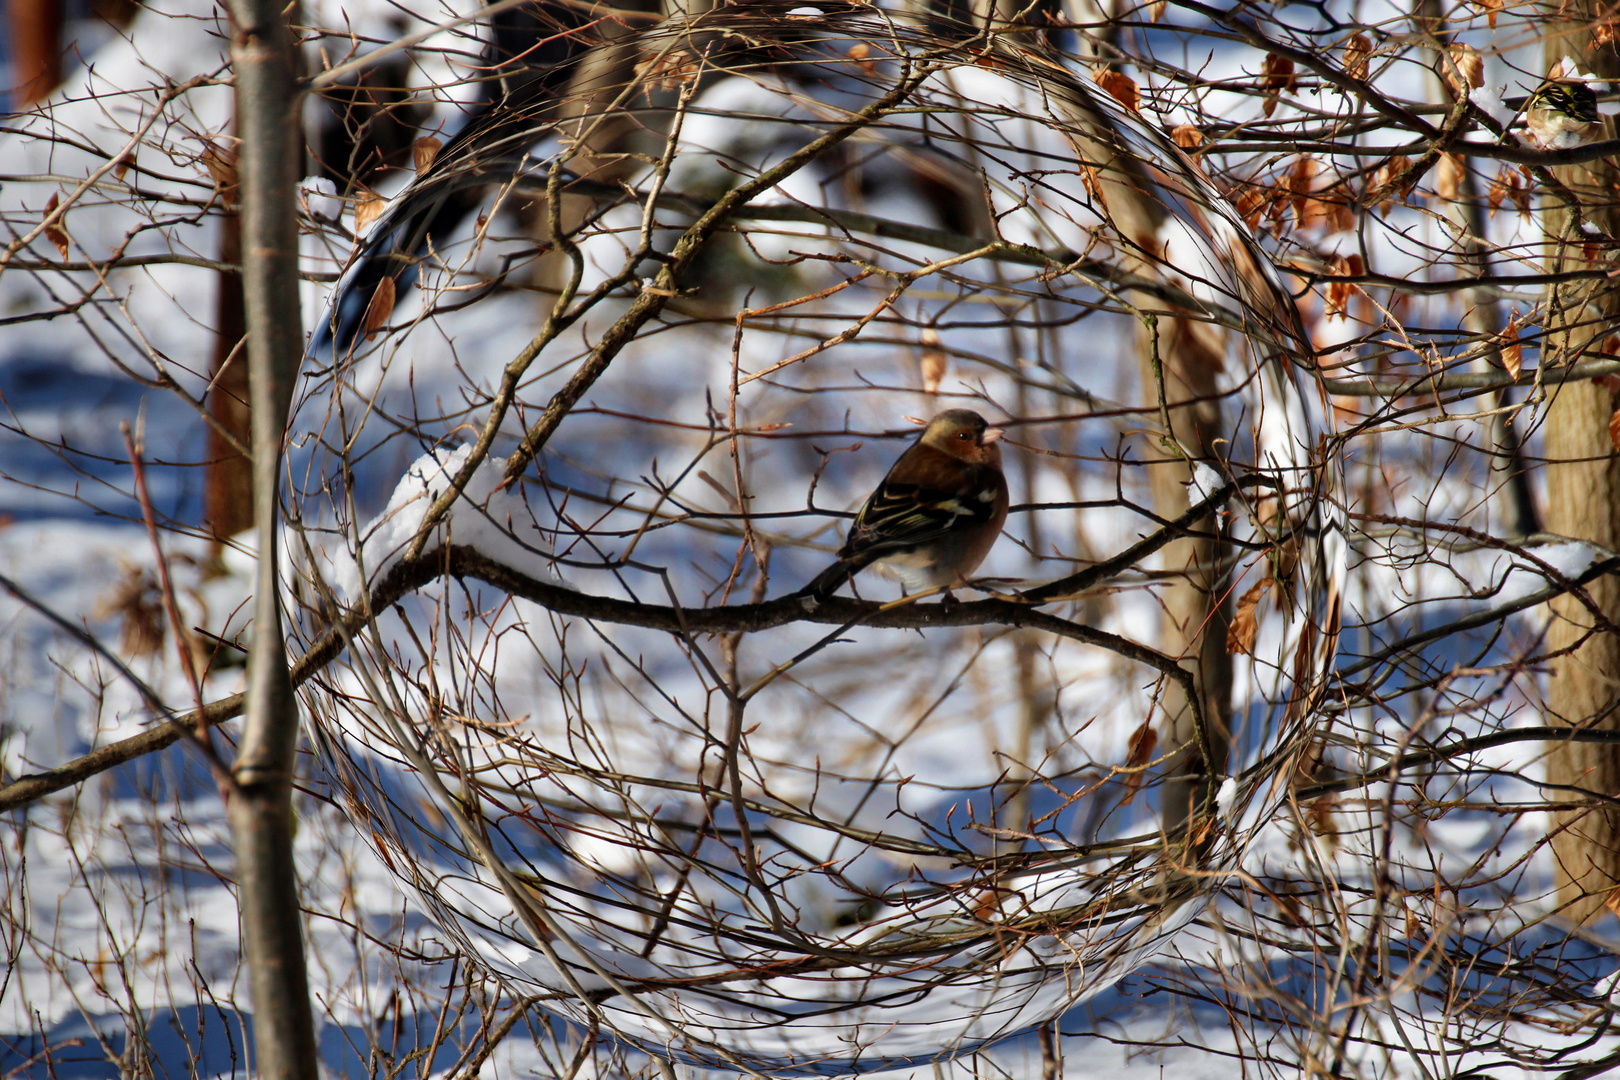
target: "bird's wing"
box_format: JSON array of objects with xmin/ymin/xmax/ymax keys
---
[{"xmin": 841, "ymin": 471, "xmax": 1002, "ymax": 559}]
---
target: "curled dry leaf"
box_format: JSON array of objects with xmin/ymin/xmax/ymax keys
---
[
  {"xmin": 42, "ymin": 192, "xmax": 69, "ymax": 259},
  {"xmin": 635, "ymin": 46, "xmax": 702, "ymax": 93},
  {"xmin": 361, "ymin": 276, "xmax": 397, "ymax": 343},
  {"xmin": 1306, "ymin": 795, "xmax": 1339, "ymax": 851},
  {"xmin": 847, "ymin": 40, "xmax": 877, "ymax": 76},
  {"xmin": 1488, "ymin": 167, "xmax": 1520, "ymax": 217},
  {"xmin": 1169, "ymin": 123, "xmax": 1203, "ymax": 150},
  {"xmin": 1324, "ymin": 253, "xmax": 1363, "ymax": 321},
  {"xmin": 1227, "ymin": 576, "xmax": 1275, "ymax": 655},
  {"xmin": 1118, "ymin": 720, "xmax": 1158, "ymax": 806},
  {"xmin": 95, "ymin": 563, "xmax": 164, "ymax": 659},
  {"xmin": 918, "ymin": 327, "xmax": 947, "ymax": 394},
  {"xmin": 1598, "ymin": 17, "xmax": 1618, "ymax": 47},
  {"xmin": 1369, "ymin": 154, "xmax": 1413, "ymax": 212},
  {"xmin": 412, "ymin": 136, "xmax": 442, "ymax": 173},
  {"xmin": 1477, "ymin": 0, "xmax": 1501, "ymax": 28},
  {"xmin": 1093, "ymin": 68, "xmax": 1141, "ymax": 113},
  {"xmin": 1149, "ymin": 0, "xmax": 1166, "ymax": 22},
  {"xmin": 1328, "ymin": 195, "xmax": 1356, "ymax": 233},
  {"xmin": 1078, "ymin": 162, "xmax": 1109, "ymax": 212},
  {"xmin": 1261, "ymin": 53, "xmax": 1297, "ymax": 117},
  {"xmin": 1499, "ymin": 319, "xmax": 1522, "ymax": 379},
  {"xmin": 1343, "ymin": 33, "xmax": 1372, "ymax": 82},
  {"xmin": 354, "ymin": 190, "xmax": 386, "ymax": 234},
  {"xmin": 1233, "ymin": 186, "xmax": 1268, "ymax": 229},
  {"xmin": 1434, "ymin": 153, "xmax": 1464, "ymax": 203},
  {"xmin": 199, "ymin": 138, "xmax": 239, "ymax": 210},
  {"xmin": 1285, "ymin": 155, "xmax": 1320, "ymax": 225},
  {"xmin": 112, "ymin": 151, "xmax": 134, "ymax": 182},
  {"xmin": 1443, "ymin": 43, "xmax": 1484, "ymax": 97}
]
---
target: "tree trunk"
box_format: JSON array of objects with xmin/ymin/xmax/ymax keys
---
[
  {"xmin": 205, "ymin": 209, "xmax": 253, "ymax": 552},
  {"xmin": 1140, "ymin": 316, "xmax": 1231, "ymax": 838},
  {"xmin": 222, "ymin": 0, "xmax": 318, "ymax": 1071},
  {"xmin": 1542, "ymin": 11, "xmax": 1620, "ymax": 926},
  {"xmin": 5, "ymin": 0, "xmax": 61, "ymax": 107}
]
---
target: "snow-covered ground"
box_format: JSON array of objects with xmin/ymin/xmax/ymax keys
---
[{"xmin": 2, "ymin": 0, "xmax": 1618, "ymax": 1075}]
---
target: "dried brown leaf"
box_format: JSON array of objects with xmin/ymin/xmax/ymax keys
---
[
  {"xmin": 1284, "ymin": 155, "xmax": 1318, "ymax": 225},
  {"xmin": 1343, "ymin": 33, "xmax": 1372, "ymax": 82},
  {"xmin": 1234, "ymin": 186, "xmax": 1268, "ymax": 229},
  {"xmin": 1500, "ymin": 320, "xmax": 1522, "ymax": 379},
  {"xmin": 1477, "ymin": 0, "xmax": 1501, "ymax": 28},
  {"xmin": 1118, "ymin": 721, "xmax": 1159, "ymax": 806},
  {"xmin": 1369, "ymin": 154, "xmax": 1413, "ymax": 212},
  {"xmin": 354, "ymin": 190, "xmax": 386, "ymax": 234},
  {"xmin": 1261, "ymin": 53, "xmax": 1296, "ymax": 117},
  {"xmin": 1325, "ymin": 256, "xmax": 1358, "ymax": 321},
  {"xmin": 1434, "ymin": 153, "xmax": 1463, "ymax": 203},
  {"xmin": 362, "ymin": 276, "xmax": 397, "ymax": 342},
  {"xmin": 1487, "ymin": 168, "xmax": 1510, "ymax": 214},
  {"xmin": 112, "ymin": 151, "xmax": 133, "ymax": 182},
  {"xmin": 635, "ymin": 46, "xmax": 702, "ymax": 92},
  {"xmin": 918, "ymin": 327, "xmax": 947, "ymax": 394},
  {"xmin": 1306, "ymin": 794, "xmax": 1339, "ymax": 850},
  {"xmin": 1078, "ymin": 162, "xmax": 1109, "ymax": 211},
  {"xmin": 1169, "ymin": 123, "xmax": 1203, "ymax": 150},
  {"xmin": 96, "ymin": 564, "xmax": 164, "ymax": 659},
  {"xmin": 42, "ymin": 192, "xmax": 69, "ymax": 259},
  {"xmin": 1227, "ymin": 576, "xmax": 1274, "ymax": 654},
  {"xmin": 1444, "ymin": 43, "xmax": 1484, "ymax": 97},
  {"xmin": 1328, "ymin": 196, "xmax": 1356, "ymax": 233},
  {"xmin": 1404, "ymin": 899, "xmax": 1423, "ymax": 941},
  {"xmin": 1148, "ymin": 0, "xmax": 1166, "ymax": 21},
  {"xmin": 1093, "ymin": 68, "xmax": 1140, "ymax": 113},
  {"xmin": 847, "ymin": 41, "xmax": 877, "ymax": 76},
  {"xmin": 199, "ymin": 138, "xmax": 239, "ymax": 209},
  {"xmin": 412, "ymin": 136, "xmax": 442, "ymax": 173}
]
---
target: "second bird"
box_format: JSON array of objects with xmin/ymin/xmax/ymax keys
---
[{"xmin": 798, "ymin": 409, "xmax": 1009, "ymax": 601}]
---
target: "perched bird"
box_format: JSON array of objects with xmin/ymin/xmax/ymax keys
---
[
  {"xmin": 797, "ymin": 410, "xmax": 1009, "ymax": 601},
  {"xmin": 1526, "ymin": 80, "xmax": 1600, "ymax": 149}
]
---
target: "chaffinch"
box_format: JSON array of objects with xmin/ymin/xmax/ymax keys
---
[
  {"xmin": 797, "ymin": 409, "xmax": 1009, "ymax": 600},
  {"xmin": 1527, "ymin": 80, "xmax": 1600, "ymax": 149}
]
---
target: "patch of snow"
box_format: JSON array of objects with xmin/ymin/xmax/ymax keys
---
[
  {"xmin": 331, "ymin": 445, "xmax": 557, "ymax": 598},
  {"xmin": 1189, "ymin": 460, "xmax": 1225, "ymax": 507}
]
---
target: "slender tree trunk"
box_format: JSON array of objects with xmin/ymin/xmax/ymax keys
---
[
  {"xmin": 222, "ymin": 0, "xmax": 318, "ymax": 1071},
  {"xmin": 5, "ymin": 0, "xmax": 61, "ymax": 107},
  {"xmin": 205, "ymin": 209, "xmax": 253, "ymax": 553},
  {"xmin": 1140, "ymin": 317, "xmax": 1231, "ymax": 838},
  {"xmin": 1417, "ymin": 0, "xmax": 1539, "ymax": 539},
  {"xmin": 1541, "ymin": 11, "xmax": 1620, "ymax": 926}
]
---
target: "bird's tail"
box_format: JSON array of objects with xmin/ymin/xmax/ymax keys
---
[{"xmin": 795, "ymin": 560, "xmax": 857, "ymax": 601}]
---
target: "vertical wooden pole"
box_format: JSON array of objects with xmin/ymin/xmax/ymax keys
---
[
  {"xmin": 5, "ymin": 0, "xmax": 61, "ymax": 107},
  {"xmin": 222, "ymin": 0, "xmax": 319, "ymax": 1070},
  {"xmin": 1541, "ymin": 8, "xmax": 1620, "ymax": 926}
]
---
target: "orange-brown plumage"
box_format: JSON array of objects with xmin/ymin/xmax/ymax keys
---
[{"xmin": 797, "ymin": 409, "xmax": 1009, "ymax": 600}]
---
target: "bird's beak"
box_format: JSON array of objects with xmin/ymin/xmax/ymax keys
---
[{"xmin": 982, "ymin": 427, "xmax": 1005, "ymax": 444}]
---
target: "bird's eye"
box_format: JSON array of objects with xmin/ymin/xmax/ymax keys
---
[{"xmin": 958, "ymin": 431, "xmax": 973, "ymax": 440}]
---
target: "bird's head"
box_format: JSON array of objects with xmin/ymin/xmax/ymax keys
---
[{"xmin": 920, "ymin": 409, "xmax": 1005, "ymax": 466}]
